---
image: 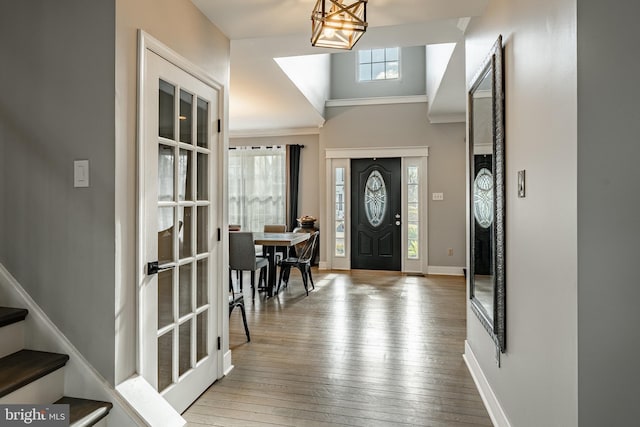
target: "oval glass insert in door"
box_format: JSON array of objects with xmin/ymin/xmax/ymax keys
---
[{"xmin": 364, "ymin": 170, "xmax": 387, "ymax": 227}]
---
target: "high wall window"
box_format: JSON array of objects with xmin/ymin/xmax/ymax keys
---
[
  {"xmin": 228, "ymin": 146, "xmax": 285, "ymax": 231},
  {"xmin": 358, "ymin": 47, "xmax": 400, "ymax": 81}
]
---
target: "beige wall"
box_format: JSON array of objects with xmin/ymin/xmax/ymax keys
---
[
  {"xmin": 465, "ymin": 0, "xmax": 578, "ymax": 425},
  {"xmin": 321, "ymin": 102, "xmax": 467, "ymax": 269},
  {"xmin": 115, "ymin": 0, "xmax": 230, "ymax": 384}
]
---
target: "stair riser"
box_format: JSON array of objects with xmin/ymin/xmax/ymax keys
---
[
  {"xmin": 0, "ymin": 322, "xmax": 24, "ymax": 359},
  {"xmin": 0, "ymin": 367, "xmax": 65, "ymax": 404},
  {"xmin": 89, "ymin": 418, "xmax": 108, "ymax": 427},
  {"xmin": 70, "ymin": 409, "xmax": 109, "ymax": 427}
]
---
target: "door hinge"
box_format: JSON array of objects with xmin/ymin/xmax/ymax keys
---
[
  {"xmin": 217, "ymin": 336, "xmax": 221, "ymax": 350},
  {"xmin": 217, "ymin": 119, "xmax": 221, "ymax": 133},
  {"xmin": 217, "ymin": 228, "xmax": 221, "ymax": 241}
]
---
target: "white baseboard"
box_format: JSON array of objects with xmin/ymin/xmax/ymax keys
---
[
  {"xmin": 427, "ymin": 265, "xmax": 465, "ymax": 276},
  {"xmin": 223, "ymin": 350, "xmax": 233, "ymax": 376},
  {"xmin": 463, "ymin": 341, "xmax": 511, "ymax": 427},
  {"xmin": 0, "ymin": 263, "xmax": 145, "ymax": 426},
  {"xmin": 116, "ymin": 376, "xmax": 186, "ymax": 427},
  {"xmin": 318, "ymin": 261, "xmax": 330, "ymax": 270}
]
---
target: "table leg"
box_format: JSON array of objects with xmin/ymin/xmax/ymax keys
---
[{"xmin": 266, "ymin": 246, "xmax": 276, "ymax": 297}]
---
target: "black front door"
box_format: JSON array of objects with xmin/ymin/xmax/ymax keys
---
[{"xmin": 351, "ymin": 158, "xmax": 401, "ymax": 271}]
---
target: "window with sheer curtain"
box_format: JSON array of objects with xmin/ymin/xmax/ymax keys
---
[{"xmin": 228, "ymin": 146, "xmax": 286, "ymax": 232}]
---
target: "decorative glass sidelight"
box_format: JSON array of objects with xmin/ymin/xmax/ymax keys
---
[
  {"xmin": 364, "ymin": 170, "xmax": 387, "ymax": 227},
  {"xmin": 407, "ymin": 166, "xmax": 419, "ymax": 259},
  {"xmin": 335, "ymin": 167, "xmax": 346, "ymax": 256},
  {"xmin": 473, "ymin": 167, "xmax": 494, "ymax": 228}
]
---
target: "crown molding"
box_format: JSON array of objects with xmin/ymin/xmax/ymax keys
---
[
  {"xmin": 325, "ymin": 95, "xmax": 428, "ymax": 108},
  {"xmin": 230, "ymin": 127, "xmax": 321, "ymax": 139}
]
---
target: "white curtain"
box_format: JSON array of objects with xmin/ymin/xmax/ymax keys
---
[{"xmin": 229, "ymin": 146, "xmax": 286, "ymax": 231}]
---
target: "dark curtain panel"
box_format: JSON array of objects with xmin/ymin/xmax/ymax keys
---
[{"xmin": 287, "ymin": 144, "xmax": 302, "ymax": 232}]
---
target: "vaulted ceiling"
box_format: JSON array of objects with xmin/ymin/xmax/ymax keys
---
[{"xmin": 191, "ymin": 0, "xmax": 488, "ymax": 135}]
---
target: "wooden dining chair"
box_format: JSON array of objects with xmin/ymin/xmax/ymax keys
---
[
  {"xmin": 229, "ymin": 232, "xmax": 269, "ymax": 300},
  {"xmin": 276, "ymin": 231, "xmax": 319, "ymax": 296}
]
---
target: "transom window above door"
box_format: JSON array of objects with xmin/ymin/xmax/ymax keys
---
[{"xmin": 358, "ymin": 47, "xmax": 400, "ymax": 81}]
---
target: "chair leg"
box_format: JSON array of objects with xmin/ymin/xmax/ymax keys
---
[
  {"xmin": 259, "ymin": 266, "xmax": 267, "ymax": 287},
  {"xmin": 250, "ymin": 271, "xmax": 256, "ymax": 300},
  {"xmin": 277, "ymin": 265, "xmax": 288, "ymax": 294},
  {"xmin": 283, "ymin": 267, "xmax": 291, "ymax": 287},
  {"xmin": 307, "ymin": 264, "xmax": 315, "ymax": 290},
  {"xmin": 238, "ymin": 302, "xmax": 250, "ymax": 342},
  {"xmin": 238, "ymin": 271, "xmax": 243, "ymax": 292},
  {"xmin": 298, "ymin": 265, "xmax": 309, "ymax": 296}
]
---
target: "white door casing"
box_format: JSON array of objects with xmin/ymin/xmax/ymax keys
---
[{"xmin": 324, "ymin": 147, "xmax": 429, "ymax": 273}]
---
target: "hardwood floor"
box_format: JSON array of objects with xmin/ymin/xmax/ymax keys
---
[{"xmin": 184, "ymin": 270, "xmax": 491, "ymax": 426}]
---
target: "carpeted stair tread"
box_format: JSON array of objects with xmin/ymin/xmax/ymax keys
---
[
  {"xmin": 0, "ymin": 349, "xmax": 69, "ymax": 397},
  {"xmin": 55, "ymin": 396, "xmax": 113, "ymax": 426},
  {"xmin": 0, "ymin": 307, "xmax": 28, "ymax": 327}
]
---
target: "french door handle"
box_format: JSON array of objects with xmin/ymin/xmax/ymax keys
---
[{"xmin": 147, "ymin": 261, "xmax": 175, "ymax": 275}]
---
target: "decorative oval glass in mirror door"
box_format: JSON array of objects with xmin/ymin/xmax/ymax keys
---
[
  {"xmin": 364, "ymin": 170, "xmax": 387, "ymax": 227},
  {"xmin": 473, "ymin": 168, "xmax": 494, "ymax": 228}
]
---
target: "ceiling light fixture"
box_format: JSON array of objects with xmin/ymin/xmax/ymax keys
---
[{"xmin": 311, "ymin": 0, "xmax": 368, "ymax": 50}]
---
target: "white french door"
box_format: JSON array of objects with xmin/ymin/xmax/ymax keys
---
[{"xmin": 139, "ymin": 44, "xmax": 221, "ymax": 413}]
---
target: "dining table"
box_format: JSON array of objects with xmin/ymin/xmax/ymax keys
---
[{"xmin": 252, "ymin": 232, "xmax": 310, "ymax": 297}]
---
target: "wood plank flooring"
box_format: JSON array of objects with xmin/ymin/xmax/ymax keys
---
[{"xmin": 183, "ymin": 270, "xmax": 491, "ymax": 426}]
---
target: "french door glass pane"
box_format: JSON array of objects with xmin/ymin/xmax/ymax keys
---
[
  {"xmin": 159, "ymin": 80, "xmax": 175, "ymax": 139},
  {"xmin": 197, "ymin": 98, "xmax": 209, "ymax": 148},
  {"xmin": 196, "ymin": 258, "xmax": 208, "ymax": 307},
  {"xmin": 179, "ymin": 263, "xmax": 192, "ymax": 318},
  {"xmin": 197, "ymin": 206, "xmax": 208, "ymax": 254},
  {"xmin": 179, "ymin": 90, "xmax": 193, "ymax": 144},
  {"xmin": 179, "ymin": 320, "xmax": 192, "ymax": 376},
  {"xmin": 158, "ymin": 270, "xmax": 173, "ymax": 329},
  {"xmin": 196, "ymin": 312, "xmax": 207, "ymax": 362},
  {"xmin": 179, "ymin": 207, "xmax": 193, "ymax": 258},
  {"xmin": 157, "ymin": 331, "xmax": 173, "ymax": 392},
  {"xmin": 158, "ymin": 145, "xmax": 174, "ymax": 202},
  {"xmin": 178, "ymin": 149, "xmax": 192, "ymax": 202},
  {"xmin": 158, "ymin": 207, "xmax": 174, "ymax": 263},
  {"xmin": 197, "ymin": 153, "xmax": 208, "ymax": 201}
]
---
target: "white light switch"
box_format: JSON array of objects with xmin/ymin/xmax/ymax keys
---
[
  {"xmin": 74, "ymin": 160, "xmax": 89, "ymax": 188},
  {"xmin": 432, "ymin": 192, "xmax": 444, "ymax": 201}
]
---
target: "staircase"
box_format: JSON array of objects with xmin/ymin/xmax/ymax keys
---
[{"xmin": 0, "ymin": 306, "xmax": 113, "ymax": 426}]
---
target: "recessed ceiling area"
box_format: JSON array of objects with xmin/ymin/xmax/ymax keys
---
[{"xmin": 190, "ymin": 0, "xmax": 488, "ymax": 134}]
